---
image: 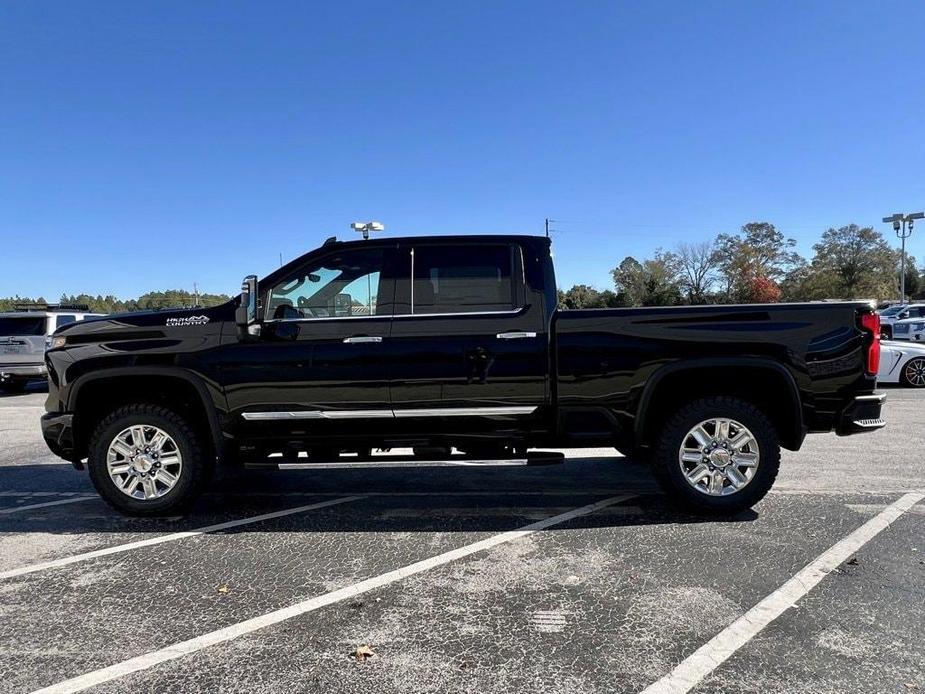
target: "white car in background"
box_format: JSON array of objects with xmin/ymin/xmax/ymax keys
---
[{"xmin": 879, "ymin": 339, "xmax": 925, "ymax": 387}]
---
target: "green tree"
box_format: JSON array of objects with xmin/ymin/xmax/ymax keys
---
[
  {"xmin": 715, "ymin": 222, "xmax": 801, "ymax": 302},
  {"xmin": 558, "ymin": 284, "xmax": 625, "ymax": 309},
  {"xmin": 611, "ymin": 252, "xmax": 682, "ymax": 306},
  {"xmin": 782, "ymin": 224, "xmax": 896, "ymax": 301}
]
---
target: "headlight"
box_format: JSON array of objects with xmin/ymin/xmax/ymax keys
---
[{"xmin": 49, "ymin": 335, "xmax": 67, "ymax": 349}]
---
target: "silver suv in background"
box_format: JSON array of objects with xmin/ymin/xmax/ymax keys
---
[{"xmin": 0, "ymin": 305, "xmax": 104, "ymax": 392}]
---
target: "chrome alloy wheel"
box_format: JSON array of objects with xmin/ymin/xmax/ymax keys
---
[
  {"xmin": 904, "ymin": 358, "xmax": 925, "ymax": 387},
  {"xmin": 106, "ymin": 425, "xmax": 183, "ymax": 500},
  {"xmin": 678, "ymin": 418, "xmax": 760, "ymax": 496}
]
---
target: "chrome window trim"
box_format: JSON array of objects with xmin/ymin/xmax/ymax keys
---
[
  {"xmin": 242, "ymin": 406, "xmax": 538, "ymax": 421},
  {"xmin": 262, "ymin": 307, "xmax": 528, "ymax": 324}
]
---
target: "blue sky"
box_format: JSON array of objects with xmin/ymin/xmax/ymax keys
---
[{"xmin": 1, "ymin": 1, "xmax": 924, "ymax": 299}]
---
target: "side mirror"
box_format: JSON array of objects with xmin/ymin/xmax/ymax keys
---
[
  {"xmin": 235, "ymin": 275, "xmax": 260, "ymax": 336},
  {"xmin": 900, "ymin": 311, "xmax": 909, "ymax": 319}
]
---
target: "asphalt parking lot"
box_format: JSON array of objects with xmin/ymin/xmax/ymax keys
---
[{"xmin": 0, "ymin": 384, "xmax": 923, "ymax": 694}]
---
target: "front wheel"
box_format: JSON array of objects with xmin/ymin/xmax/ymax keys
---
[
  {"xmin": 87, "ymin": 404, "xmax": 211, "ymax": 516},
  {"xmin": 651, "ymin": 397, "xmax": 780, "ymax": 515}
]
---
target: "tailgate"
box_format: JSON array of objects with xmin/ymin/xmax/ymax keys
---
[{"xmin": 0, "ymin": 315, "xmax": 48, "ymax": 365}]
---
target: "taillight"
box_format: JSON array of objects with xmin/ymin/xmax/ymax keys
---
[{"xmin": 860, "ymin": 312, "xmax": 880, "ymax": 375}]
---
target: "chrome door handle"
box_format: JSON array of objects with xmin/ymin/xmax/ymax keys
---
[
  {"xmin": 343, "ymin": 336, "xmax": 383, "ymax": 344},
  {"xmin": 496, "ymin": 331, "xmax": 537, "ymax": 340}
]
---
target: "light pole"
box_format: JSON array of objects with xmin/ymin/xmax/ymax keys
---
[
  {"xmin": 884, "ymin": 212, "xmax": 925, "ymax": 302},
  {"xmin": 350, "ymin": 221, "xmax": 384, "ymax": 314}
]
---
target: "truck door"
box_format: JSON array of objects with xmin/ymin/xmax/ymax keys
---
[
  {"xmin": 387, "ymin": 240, "xmax": 548, "ymax": 424},
  {"xmin": 224, "ymin": 243, "xmax": 398, "ymax": 437}
]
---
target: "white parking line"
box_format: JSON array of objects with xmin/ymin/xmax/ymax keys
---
[
  {"xmin": 0, "ymin": 495, "xmax": 365, "ymax": 581},
  {"xmin": 0, "ymin": 496, "xmax": 97, "ymax": 515},
  {"xmin": 30, "ymin": 493, "xmax": 634, "ymax": 694},
  {"xmin": 640, "ymin": 491, "xmax": 925, "ymax": 694}
]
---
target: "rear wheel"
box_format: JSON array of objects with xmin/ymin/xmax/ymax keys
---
[
  {"xmin": 87, "ymin": 404, "xmax": 211, "ymax": 516},
  {"xmin": 651, "ymin": 396, "xmax": 780, "ymax": 514},
  {"xmin": 901, "ymin": 357, "xmax": 925, "ymax": 387},
  {"xmin": 0, "ymin": 380, "xmax": 28, "ymax": 393}
]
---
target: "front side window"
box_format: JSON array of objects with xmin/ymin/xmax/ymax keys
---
[
  {"xmin": 55, "ymin": 314, "xmax": 77, "ymax": 328},
  {"xmin": 410, "ymin": 245, "xmax": 517, "ymax": 314},
  {"xmin": 266, "ymin": 248, "xmax": 386, "ymax": 320}
]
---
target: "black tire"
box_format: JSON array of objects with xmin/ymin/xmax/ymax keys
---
[
  {"xmin": 0, "ymin": 380, "xmax": 28, "ymax": 393},
  {"xmin": 900, "ymin": 357, "xmax": 925, "ymax": 388},
  {"xmin": 651, "ymin": 396, "xmax": 780, "ymax": 515},
  {"xmin": 87, "ymin": 404, "xmax": 211, "ymax": 516}
]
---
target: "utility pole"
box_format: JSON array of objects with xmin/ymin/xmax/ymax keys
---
[
  {"xmin": 883, "ymin": 212, "xmax": 925, "ymax": 302},
  {"xmin": 193, "ymin": 282, "xmax": 199, "ymax": 307},
  {"xmin": 545, "ymin": 218, "xmax": 559, "ymax": 238}
]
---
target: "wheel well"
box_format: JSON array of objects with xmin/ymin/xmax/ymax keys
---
[
  {"xmin": 637, "ymin": 365, "xmax": 802, "ymax": 450},
  {"xmin": 71, "ymin": 375, "xmax": 216, "ymax": 462}
]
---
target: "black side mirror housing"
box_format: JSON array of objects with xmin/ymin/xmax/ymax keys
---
[{"xmin": 235, "ymin": 275, "xmax": 259, "ymax": 337}]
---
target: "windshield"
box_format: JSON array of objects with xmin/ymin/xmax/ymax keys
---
[
  {"xmin": 0, "ymin": 316, "xmax": 46, "ymax": 336},
  {"xmin": 880, "ymin": 306, "xmax": 907, "ymax": 316}
]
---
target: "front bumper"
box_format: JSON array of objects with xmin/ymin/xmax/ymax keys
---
[
  {"xmin": 0, "ymin": 364, "xmax": 47, "ymax": 380},
  {"xmin": 835, "ymin": 393, "xmax": 886, "ymax": 435},
  {"xmin": 41, "ymin": 412, "xmax": 77, "ymax": 463}
]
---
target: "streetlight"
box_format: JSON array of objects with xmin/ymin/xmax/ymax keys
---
[
  {"xmin": 350, "ymin": 221, "xmax": 384, "ymax": 240},
  {"xmin": 349, "ymin": 221, "xmax": 385, "ymax": 315},
  {"xmin": 883, "ymin": 212, "xmax": 924, "ymax": 302}
]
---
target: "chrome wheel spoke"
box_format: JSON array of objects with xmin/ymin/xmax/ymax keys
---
[
  {"xmin": 690, "ymin": 426, "xmax": 711, "ymax": 448},
  {"xmin": 729, "ymin": 431, "xmax": 751, "ymax": 451},
  {"xmin": 111, "ymin": 440, "xmax": 135, "ymax": 459},
  {"xmin": 109, "ymin": 462, "xmax": 132, "ymax": 475},
  {"xmin": 130, "ymin": 426, "xmax": 148, "ymax": 449},
  {"xmin": 686, "ymin": 464, "xmax": 710, "ymax": 485},
  {"xmin": 725, "ymin": 466, "xmax": 746, "ymax": 489},
  {"xmin": 715, "ymin": 419, "xmax": 730, "ymax": 441},
  {"xmin": 734, "ymin": 452, "xmax": 758, "ymax": 467},
  {"xmin": 123, "ymin": 476, "xmax": 140, "ymax": 495},
  {"xmin": 156, "ymin": 468, "xmax": 178, "ymax": 486},
  {"xmin": 681, "ymin": 450, "xmax": 703, "ymax": 464},
  {"xmin": 141, "ymin": 477, "xmax": 158, "ymax": 499},
  {"xmin": 158, "ymin": 454, "xmax": 181, "ymax": 468},
  {"xmin": 709, "ymin": 471, "xmax": 726, "ymax": 494},
  {"xmin": 149, "ymin": 430, "xmax": 168, "ymax": 452}
]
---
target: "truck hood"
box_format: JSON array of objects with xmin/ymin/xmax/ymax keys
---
[{"xmin": 55, "ymin": 302, "xmax": 236, "ymax": 340}]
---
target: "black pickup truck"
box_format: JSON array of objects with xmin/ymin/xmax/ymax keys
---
[{"xmin": 41, "ymin": 234, "xmax": 885, "ymax": 516}]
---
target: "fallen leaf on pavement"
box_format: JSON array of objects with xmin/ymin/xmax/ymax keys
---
[
  {"xmin": 352, "ymin": 645, "xmax": 376, "ymax": 662},
  {"xmin": 217, "ymin": 584, "xmax": 230, "ymax": 594}
]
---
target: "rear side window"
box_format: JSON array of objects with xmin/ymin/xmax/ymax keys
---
[
  {"xmin": 55, "ymin": 314, "xmax": 77, "ymax": 328},
  {"xmin": 0, "ymin": 316, "xmax": 46, "ymax": 336},
  {"xmin": 411, "ymin": 245, "xmax": 517, "ymax": 314}
]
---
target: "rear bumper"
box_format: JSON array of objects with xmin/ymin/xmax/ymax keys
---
[
  {"xmin": 835, "ymin": 393, "xmax": 886, "ymax": 435},
  {"xmin": 41, "ymin": 412, "xmax": 76, "ymax": 462},
  {"xmin": 0, "ymin": 364, "xmax": 47, "ymax": 380}
]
